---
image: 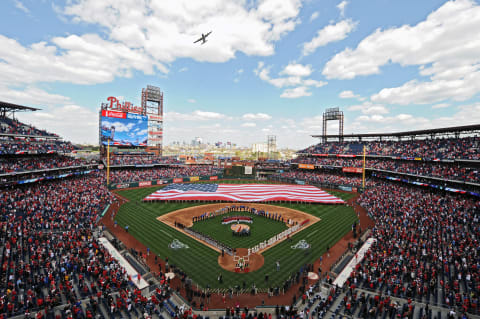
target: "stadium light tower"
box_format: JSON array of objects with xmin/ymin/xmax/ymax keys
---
[
  {"xmin": 267, "ymin": 135, "xmax": 277, "ymax": 159},
  {"xmin": 322, "ymin": 107, "xmax": 344, "ymax": 143}
]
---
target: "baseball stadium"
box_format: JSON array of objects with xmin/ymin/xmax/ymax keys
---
[
  {"xmin": 1, "ymin": 1, "xmax": 480, "ymax": 319},
  {"xmin": 0, "ymin": 91, "xmax": 479, "ymax": 319}
]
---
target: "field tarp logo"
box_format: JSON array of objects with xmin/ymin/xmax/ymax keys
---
[
  {"xmin": 291, "ymin": 239, "xmax": 310, "ymax": 250},
  {"xmin": 169, "ymin": 239, "xmax": 189, "ymax": 250}
]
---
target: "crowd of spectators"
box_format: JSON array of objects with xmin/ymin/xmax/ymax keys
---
[
  {"xmin": 0, "ymin": 118, "xmax": 58, "ymax": 137},
  {"xmin": 109, "ymin": 166, "xmax": 222, "ymax": 184},
  {"xmin": 274, "ymin": 170, "xmax": 373, "ymax": 188},
  {"xmin": 0, "ymin": 137, "xmax": 76, "ymax": 155},
  {"xmin": 255, "ymin": 161, "xmax": 291, "ymax": 170},
  {"xmin": 349, "ymin": 182, "xmax": 480, "ymax": 315},
  {"xmin": 293, "ymin": 157, "xmax": 480, "ymax": 183},
  {"xmin": 0, "ymin": 156, "xmax": 90, "ymax": 174},
  {"xmin": 0, "ymin": 173, "xmax": 179, "ymax": 318},
  {"xmin": 299, "ymin": 137, "xmax": 480, "ymax": 160},
  {"xmin": 108, "ymin": 156, "xmax": 181, "ymax": 166}
]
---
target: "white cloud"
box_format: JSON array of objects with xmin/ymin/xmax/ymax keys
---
[
  {"xmin": 280, "ymin": 86, "xmax": 311, "ymax": 98},
  {"xmin": 234, "ymin": 68, "xmax": 244, "ymax": 82},
  {"xmin": 303, "ymin": 79, "xmax": 327, "ymax": 88},
  {"xmin": 431, "ymin": 103, "xmax": 450, "ymax": 109},
  {"xmin": 348, "ymin": 102, "xmax": 389, "ymax": 115},
  {"xmin": 241, "ymin": 122, "xmax": 257, "ymax": 127},
  {"xmin": 323, "ymin": 0, "xmax": 480, "ymax": 105},
  {"xmin": 17, "ymin": 104, "xmax": 99, "ymax": 144},
  {"xmin": 339, "ymin": 90, "xmax": 360, "ymax": 99},
  {"xmin": 179, "ymin": 67, "xmax": 188, "ymax": 72},
  {"xmin": 242, "ymin": 113, "xmax": 272, "ymax": 120},
  {"xmin": 0, "ymin": 85, "xmax": 71, "ymax": 106},
  {"xmin": 165, "ymin": 110, "xmax": 229, "ymax": 121},
  {"xmin": 63, "ymin": 0, "xmax": 302, "ymax": 62},
  {"xmin": 187, "ymin": 99, "xmax": 196, "ymax": 103},
  {"xmin": 347, "ymin": 101, "xmax": 480, "ymax": 135},
  {"xmin": 280, "ymin": 63, "xmax": 313, "ymax": 77},
  {"xmin": 302, "ymin": 19, "xmax": 357, "ymax": 56},
  {"xmin": 370, "ymin": 74, "xmax": 480, "ymax": 105},
  {"xmin": 310, "ymin": 11, "xmax": 319, "ymax": 22},
  {"xmin": 0, "ymin": 0, "xmax": 304, "ymax": 87},
  {"xmin": 355, "ymin": 113, "xmax": 424, "ymax": 125},
  {"xmin": 337, "ymin": 1, "xmax": 348, "ymax": 17},
  {"xmin": 0, "ymin": 34, "xmax": 163, "ymax": 86},
  {"xmin": 0, "ymin": 86, "xmax": 99, "ymax": 144},
  {"xmin": 194, "ymin": 110, "xmax": 226, "ymax": 120},
  {"xmin": 360, "ymin": 105, "xmax": 389, "ymax": 115},
  {"xmin": 14, "ymin": 0, "xmax": 29, "ymax": 13},
  {"xmin": 254, "ymin": 62, "xmax": 327, "ymax": 97}
]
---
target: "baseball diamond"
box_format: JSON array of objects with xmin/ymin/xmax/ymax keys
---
[{"xmin": 114, "ymin": 183, "xmax": 357, "ymax": 289}]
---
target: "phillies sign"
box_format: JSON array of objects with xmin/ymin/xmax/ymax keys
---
[{"xmin": 106, "ymin": 96, "xmax": 144, "ymax": 114}]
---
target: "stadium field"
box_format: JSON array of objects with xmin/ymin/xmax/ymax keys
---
[
  {"xmin": 190, "ymin": 211, "xmax": 289, "ymax": 249},
  {"xmin": 114, "ymin": 183, "xmax": 358, "ymax": 290}
]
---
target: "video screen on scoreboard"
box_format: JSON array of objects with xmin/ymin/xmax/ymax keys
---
[{"xmin": 100, "ymin": 110, "xmax": 148, "ymax": 146}]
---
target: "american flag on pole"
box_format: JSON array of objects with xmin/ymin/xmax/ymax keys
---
[{"xmin": 143, "ymin": 184, "xmax": 344, "ymax": 204}]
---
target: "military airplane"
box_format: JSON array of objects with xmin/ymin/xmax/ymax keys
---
[{"xmin": 193, "ymin": 31, "xmax": 212, "ymax": 44}]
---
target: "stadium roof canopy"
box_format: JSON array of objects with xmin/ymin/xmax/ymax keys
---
[
  {"xmin": 312, "ymin": 124, "xmax": 480, "ymax": 141},
  {"xmin": 0, "ymin": 100, "xmax": 40, "ymax": 118}
]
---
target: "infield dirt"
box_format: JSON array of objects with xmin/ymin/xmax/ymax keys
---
[{"xmin": 157, "ymin": 203, "xmax": 320, "ymax": 272}]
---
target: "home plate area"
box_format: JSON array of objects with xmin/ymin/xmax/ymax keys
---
[
  {"xmin": 230, "ymin": 223, "xmax": 250, "ymax": 233},
  {"xmin": 156, "ymin": 203, "xmax": 320, "ymax": 273}
]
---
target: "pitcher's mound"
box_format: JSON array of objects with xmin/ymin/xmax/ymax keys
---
[
  {"xmin": 218, "ymin": 248, "xmax": 264, "ymax": 273},
  {"xmin": 230, "ymin": 224, "xmax": 250, "ymax": 232}
]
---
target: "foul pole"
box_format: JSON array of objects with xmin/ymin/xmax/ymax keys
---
[
  {"xmin": 362, "ymin": 145, "xmax": 366, "ymax": 188},
  {"xmin": 107, "ymin": 139, "xmax": 110, "ymax": 185}
]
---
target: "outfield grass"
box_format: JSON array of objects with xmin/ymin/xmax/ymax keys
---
[
  {"xmin": 114, "ymin": 183, "xmax": 357, "ymax": 289},
  {"xmin": 190, "ymin": 212, "xmax": 288, "ymax": 249}
]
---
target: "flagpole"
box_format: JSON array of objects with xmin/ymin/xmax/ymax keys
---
[
  {"xmin": 362, "ymin": 145, "xmax": 366, "ymax": 189},
  {"xmin": 107, "ymin": 138, "xmax": 110, "ymax": 186}
]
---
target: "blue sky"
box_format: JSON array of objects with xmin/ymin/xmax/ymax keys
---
[{"xmin": 1, "ymin": 0, "xmax": 480, "ymax": 148}]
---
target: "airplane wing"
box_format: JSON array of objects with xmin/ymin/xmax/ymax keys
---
[
  {"xmin": 205, "ymin": 31, "xmax": 212, "ymax": 37},
  {"xmin": 193, "ymin": 37, "xmax": 202, "ymax": 43}
]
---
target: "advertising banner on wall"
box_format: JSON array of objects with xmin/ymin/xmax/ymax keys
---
[
  {"xmin": 342, "ymin": 167, "xmax": 363, "ymax": 173},
  {"xmin": 244, "ymin": 166, "xmax": 253, "ymax": 174},
  {"xmin": 298, "ymin": 164, "xmax": 315, "ymax": 169},
  {"xmin": 101, "ymin": 110, "xmax": 148, "ymax": 146},
  {"xmin": 139, "ymin": 181, "xmax": 152, "ymax": 187}
]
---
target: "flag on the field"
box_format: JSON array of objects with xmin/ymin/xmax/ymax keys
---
[{"xmin": 143, "ymin": 184, "xmax": 344, "ymax": 204}]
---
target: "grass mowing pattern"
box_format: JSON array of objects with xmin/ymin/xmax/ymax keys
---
[
  {"xmin": 190, "ymin": 212, "xmax": 288, "ymax": 249},
  {"xmin": 114, "ymin": 183, "xmax": 357, "ymax": 289}
]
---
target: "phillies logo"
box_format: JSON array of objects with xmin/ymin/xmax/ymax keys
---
[
  {"xmin": 106, "ymin": 96, "xmax": 144, "ymax": 114},
  {"xmin": 107, "ymin": 96, "xmax": 121, "ymax": 109}
]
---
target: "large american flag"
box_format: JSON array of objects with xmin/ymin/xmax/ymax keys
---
[{"xmin": 143, "ymin": 184, "xmax": 344, "ymax": 204}]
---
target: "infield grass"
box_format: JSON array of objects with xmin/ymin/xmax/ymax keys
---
[
  {"xmin": 114, "ymin": 182, "xmax": 357, "ymax": 290},
  {"xmin": 190, "ymin": 211, "xmax": 288, "ymax": 249}
]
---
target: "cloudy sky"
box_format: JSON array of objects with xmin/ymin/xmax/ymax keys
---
[{"xmin": 1, "ymin": 0, "xmax": 480, "ymax": 148}]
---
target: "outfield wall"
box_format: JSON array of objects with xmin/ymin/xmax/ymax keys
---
[{"xmin": 108, "ymin": 174, "xmax": 223, "ymax": 190}]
